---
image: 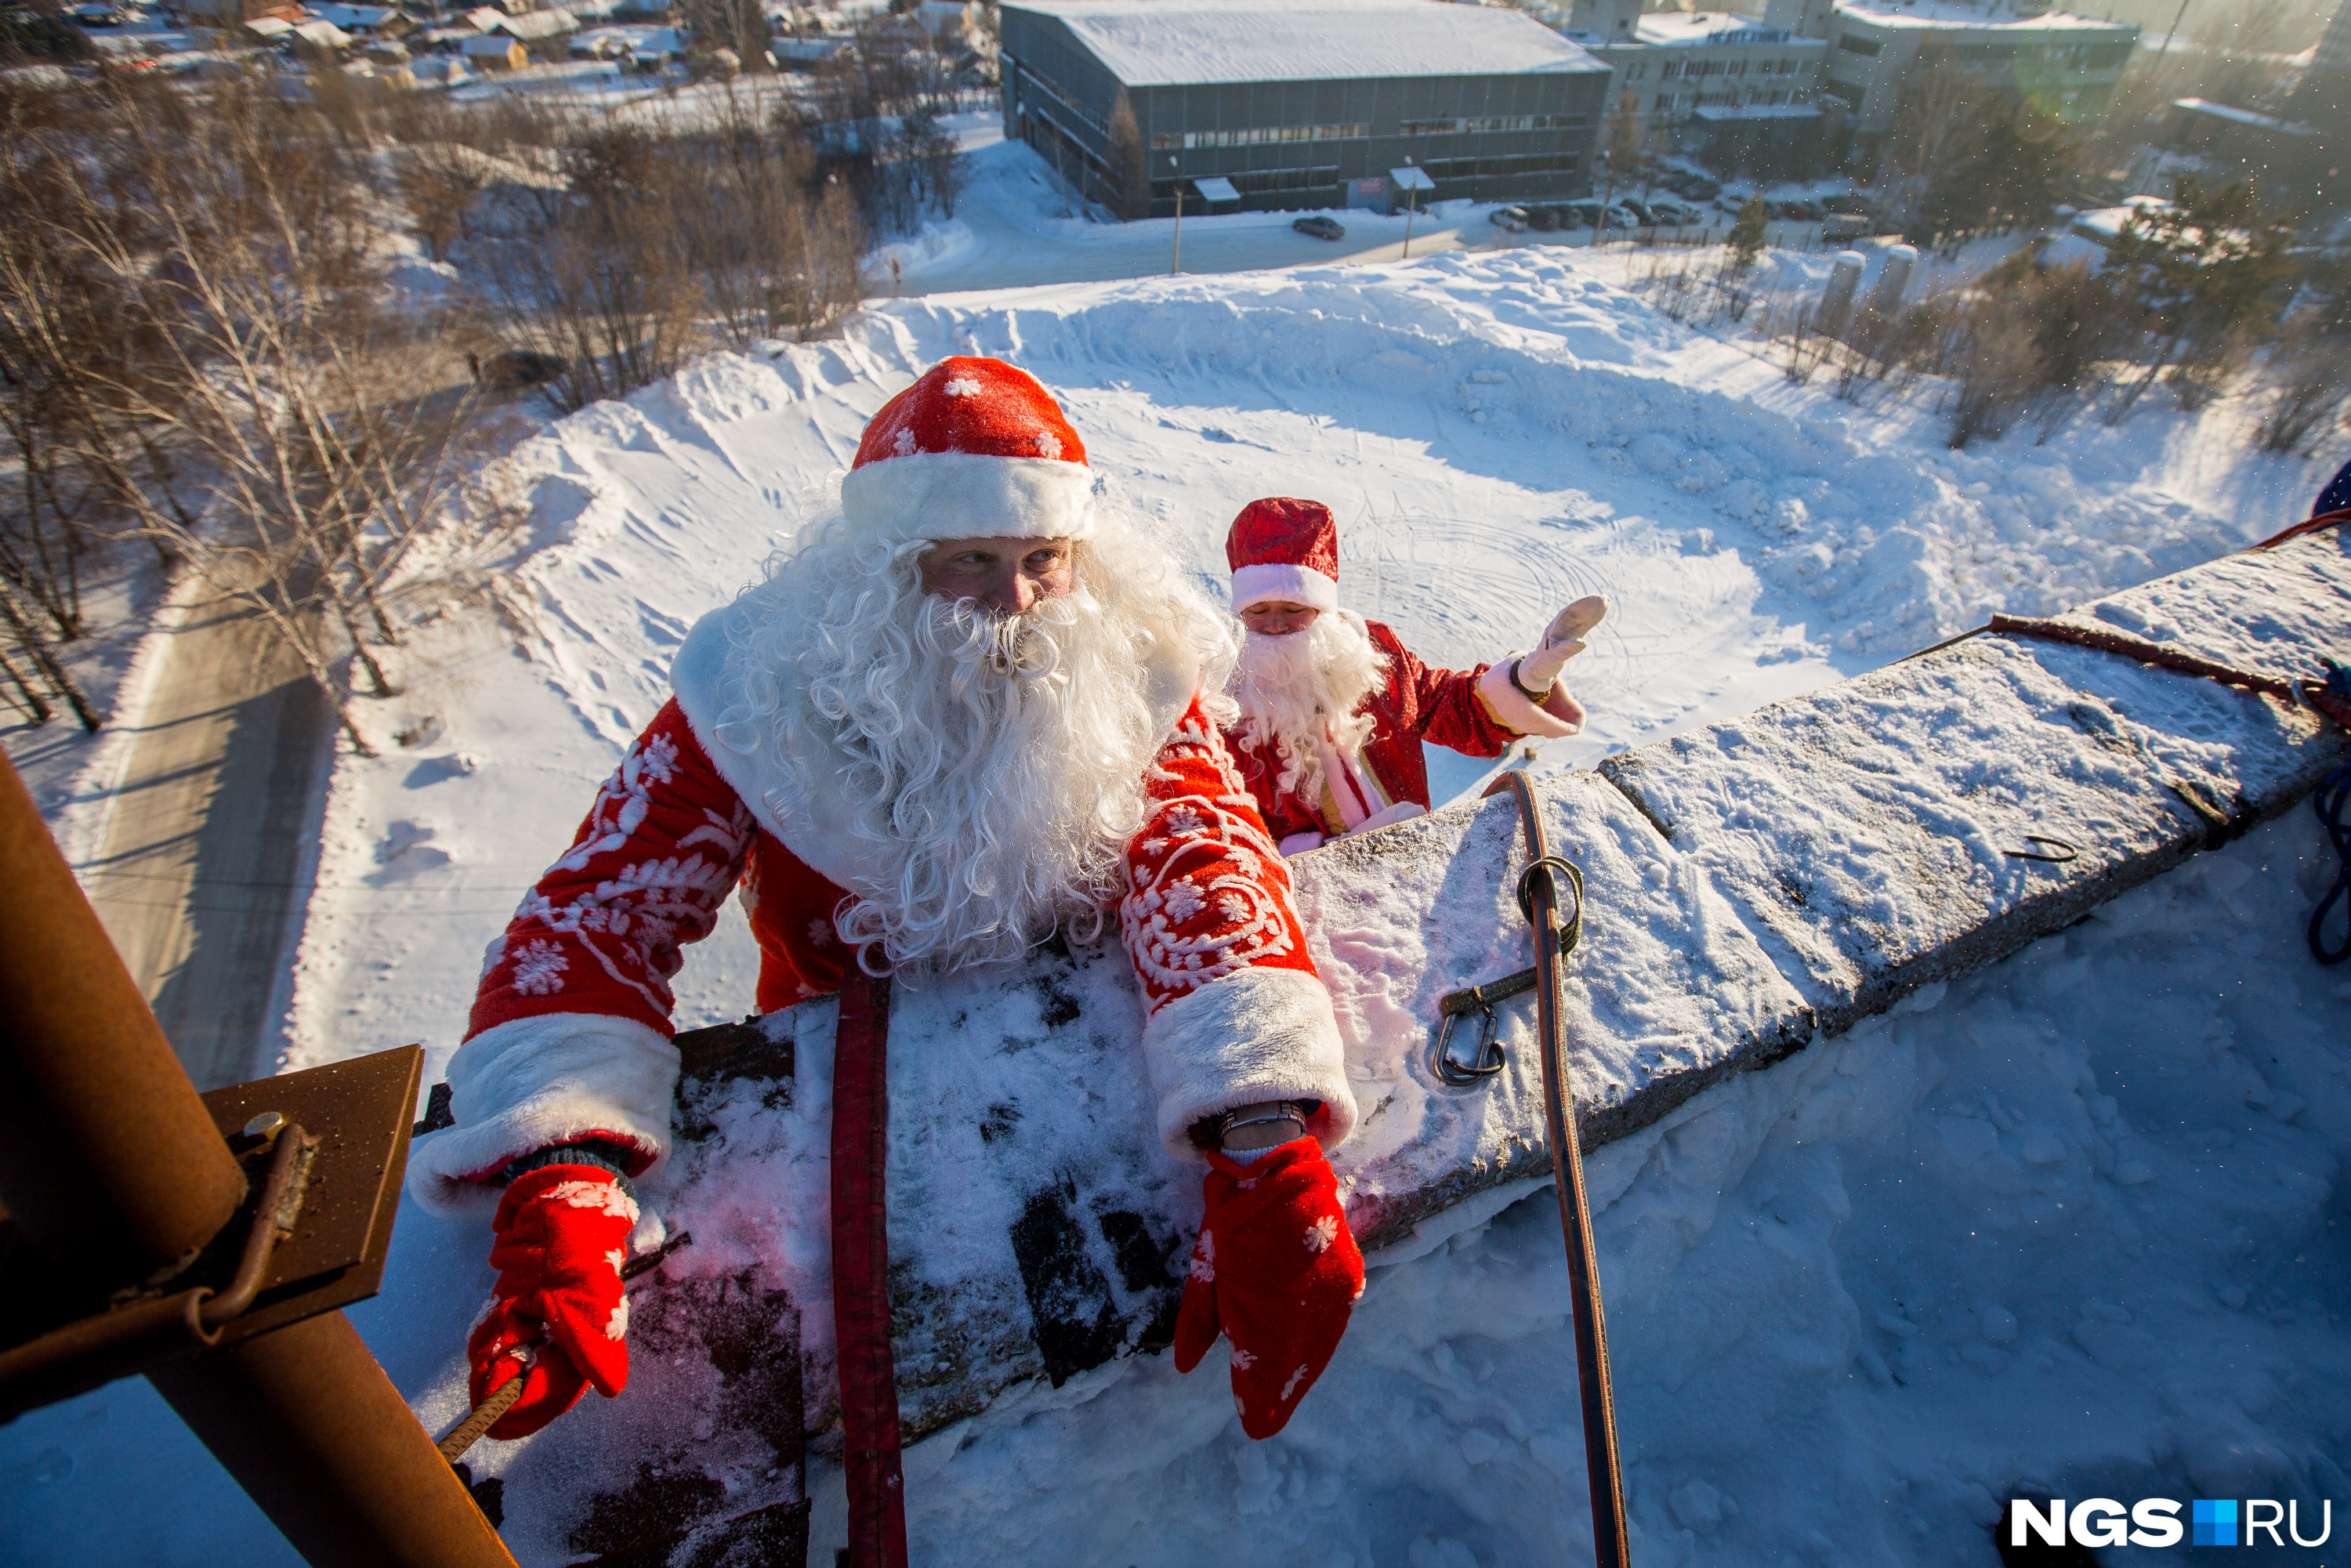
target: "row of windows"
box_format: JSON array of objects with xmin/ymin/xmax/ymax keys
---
[
  {"xmin": 1152, "ymin": 113, "xmax": 1586, "ymax": 151},
  {"xmin": 1657, "ymin": 88, "xmax": 1809, "ymax": 112},
  {"xmin": 1144, "ymin": 150, "xmax": 1580, "ymax": 199},
  {"xmin": 1152, "ymin": 123, "xmax": 1370, "ymax": 150},
  {"xmin": 1413, "ymin": 152, "xmax": 1584, "ymax": 183},
  {"xmin": 1396, "ymin": 113, "xmax": 1589, "ymax": 136},
  {"xmin": 1664, "ymin": 56, "xmax": 1807, "ymax": 78}
]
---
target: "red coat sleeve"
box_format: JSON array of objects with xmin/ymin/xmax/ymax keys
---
[
  {"xmin": 1119, "ymin": 697, "xmax": 1356, "ymax": 1159},
  {"xmin": 1371, "ymin": 623, "xmax": 1516, "ymax": 759},
  {"xmin": 467, "ymin": 698, "xmax": 756, "ymax": 1045}
]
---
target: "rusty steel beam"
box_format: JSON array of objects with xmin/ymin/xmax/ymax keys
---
[
  {"xmin": 0, "ymin": 750, "xmax": 246, "ymax": 1284},
  {"xmin": 0, "ymin": 751, "xmax": 517, "ymax": 1568}
]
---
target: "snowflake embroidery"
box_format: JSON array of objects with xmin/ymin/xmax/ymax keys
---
[
  {"xmin": 1161, "ymin": 882, "xmax": 1205, "ymax": 922},
  {"xmin": 606, "ymin": 1297, "xmax": 630, "ymax": 1340},
  {"xmin": 548, "ymin": 1179, "xmax": 640, "ymax": 1224},
  {"xmin": 892, "ymin": 426, "xmax": 919, "ymax": 458},
  {"xmin": 943, "ymin": 377, "xmax": 983, "ymax": 397},
  {"xmin": 1033, "ymin": 429, "xmax": 1063, "ymax": 459},
  {"xmin": 510, "ymin": 940, "xmax": 569, "ymax": 996},
  {"xmin": 807, "ymin": 918, "xmax": 835, "ymax": 947},
  {"xmin": 1230, "ymin": 1346, "xmax": 1255, "ymax": 1370},
  {"xmin": 1278, "ymin": 1363, "xmax": 1310, "ymax": 1401},
  {"xmin": 1304, "ymin": 1215, "xmax": 1339, "ymax": 1254},
  {"xmin": 1189, "ymin": 1230, "xmax": 1215, "ymax": 1284},
  {"xmin": 605, "ymin": 1248, "xmax": 626, "ymax": 1274},
  {"xmin": 1216, "ymin": 893, "xmax": 1252, "ymax": 925}
]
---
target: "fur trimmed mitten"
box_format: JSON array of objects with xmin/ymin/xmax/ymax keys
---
[
  {"xmin": 1172, "ymin": 1138, "xmax": 1365, "ymax": 1439},
  {"xmin": 469, "ymin": 1164, "xmax": 639, "ymax": 1439}
]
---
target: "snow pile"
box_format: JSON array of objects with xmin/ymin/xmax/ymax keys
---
[{"xmin": 852, "ymin": 806, "xmax": 2351, "ymax": 1565}]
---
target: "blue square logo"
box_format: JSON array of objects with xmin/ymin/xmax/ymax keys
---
[{"xmin": 2193, "ymin": 1499, "xmax": 2239, "ymax": 1547}]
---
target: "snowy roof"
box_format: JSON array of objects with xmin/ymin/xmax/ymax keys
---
[
  {"xmin": 461, "ymin": 6, "xmax": 505, "ymax": 28},
  {"xmin": 1831, "ymin": 0, "xmax": 2135, "ymax": 36},
  {"xmin": 291, "ymin": 18, "xmax": 352, "ymax": 45},
  {"xmin": 1005, "ymin": 0, "xmax": 1608, "ymax": 86},
  {"xmin": 242, "ymin": 13, "xmax": 294, "ymax": 34},
  {"xmin": 496, "ymin": 7, "xmax": 574, "ymax": 37},
  {"xmin": 460, "ymin": 31, "xmax": 522, "ymax": 53},
  {"xmin": 2171, "ymin": 96, "xmax": 2317, "ymax": 136},
  {"xmin": 1633, "ymin": 12, "xmax": 1822, "ymax": 48}
]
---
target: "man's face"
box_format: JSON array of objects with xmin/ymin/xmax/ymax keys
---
[
  {"xmin": 1240, "ymin": 601, "xmax": 1320, "ymax": 637},
  {"xmin": 918, "ymin": 536, "xmax": 1075, "ymax": 614}
]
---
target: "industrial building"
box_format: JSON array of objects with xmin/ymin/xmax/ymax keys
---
[
  {"xmin": 1817, "ymin": 0, "xmax": 2139, "ymax": 163},
  {"xmin": 997, "ymin": 0, "xmax": 1613, "ymax": 219},
  {"xmin": 1564, "ymin": 8, "xmax": 1831, "ymax": 179}
]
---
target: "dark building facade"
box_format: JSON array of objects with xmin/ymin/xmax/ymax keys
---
[{"xmin": 999, "ymin": 0, "xmax": 1612, "ymax": 219}]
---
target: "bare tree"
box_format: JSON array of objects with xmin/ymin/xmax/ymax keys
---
[
  {"xmin": 1595, "ymin": 89, "xmax": 1645, "ymax": 244},
  {"xmin": 395, "ymin": 144, "xmax": 489, "ymax": 265},
  {"xmin": 1103, "ymin": 90, "xmax": 1148, "ymax": 222}
]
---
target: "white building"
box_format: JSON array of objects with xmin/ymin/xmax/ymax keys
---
[{"xmin": 1817, "ymin": 0, "xmax": 2138, "ymax": 159}]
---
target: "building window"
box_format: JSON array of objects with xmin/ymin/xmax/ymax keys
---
[
  {"xmin": 1654, "ymin": 92, "xmax": 1674, "ymax": 110},
  {"xmin": 1661, "ymin": 60, "xmax": 1683, "ymax": 78},
  {"xmin": 1150, "ymin": 133, "xmax": 1178, "ymax": 150},
  {"xmin": 1837, "ymin": 33, "xmax": 1881, "ymax": 56}
]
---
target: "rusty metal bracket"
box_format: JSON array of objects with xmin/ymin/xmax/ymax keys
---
[{"xmin": 0, "ymin": 1045, "xmax": 422, "ymax": 1421}]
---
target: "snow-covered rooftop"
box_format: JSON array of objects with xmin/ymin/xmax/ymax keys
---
[
  {"xmin": 1007, "ymin": 0, "xmax": 1609, "ymax": 86},
  {"xmin": 1832, "ymin": 0, "xmax": 2136, "ymax": 34},
  {"xmin": 1633, "ymin": 11, "xmax": 1822, "ymax": 48},
  {"xmin": 2172, "ymin": 96, "xmax": 2318, "ymax": 136}
]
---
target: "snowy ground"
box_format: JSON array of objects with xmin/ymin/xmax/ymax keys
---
[{"xmin": 5, "ymin": 237, "xmax": 2349, "ymax": 1564}]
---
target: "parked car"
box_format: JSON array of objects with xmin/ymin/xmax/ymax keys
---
[
  {"xmin": 1292, "ymin": 215, "xmax": 1345, "ymax": 241},
  {"xmin": 1648, "ymin": 200, "xmax": 1700, "ymax": 226},
  {"xmin": 1664, "ymin": 171, "xmax": 1722, "ymax": 202},
  {"xmin": 68, "ymin": 3, "xmax": 121, "ymax": 24},
  {"xmin": 1775, "ymin": 197, "xmax": 1822, "ymax": 222},
  {"xmin": 1565, "ymin": 201, "xmax": 1607, "ymax": 230},
  {"xmin": 1819, "ymin": 193, "xmax": 1870, "ymax": 215},
  {"xmin": 1615, "ymin": 197, "xmax": 1657, "ymax": 227},
  {"xmin": 1523, "ymin": 204, "xmax": 1562, "ymax": 232},
  {"xmin": 1821, "ymin": 212, "xmax": 1871, "ymax": 241},
  {"xmin": 1488, "ymin": 205, "xmax": 1529, "ymax": 233}
]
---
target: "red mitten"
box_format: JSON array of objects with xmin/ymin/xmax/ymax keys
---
[
  {"xmin": 468, "ymin": 1164, "xmax": 639, "ymax": 1439},
  {"xmin": 1172, "ymin": 1137, "xmax": 1365, "ymax": 1439}
]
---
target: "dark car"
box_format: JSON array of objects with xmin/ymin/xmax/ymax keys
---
[
  {"xmin": 1523, "ymin": 204, "xmax": 1563, "ymax": 232},
  {"xmin": 1775, "ymin": 197, "xmax": 1822, "ymax": 221},
  {"xmin": 1617, "ymin": 197, "xmax": 1657, "ymax": 227},
  {"xmin": 1669, "ymin": 172, "xmax": 1722, "ymax": 201},
  {"xmin": 1819, "ymin": 193, "xmax": 1870, "ymax": 215},
  {"xmin": 1292, "ymin": 215, "xmax": 1346, "ymax": 241},
  {"xmin": 1565, "ymin": 201, "xmax": 1605, "ymax": 230}
]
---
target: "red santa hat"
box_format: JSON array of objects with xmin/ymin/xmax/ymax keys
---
[
  {"xmin": 842, "ymin": 357, "xmax": 1096, "ymax": 543},
  {"xmin": 1226, "ymin": 498, "xmax": 1341, "ymax": 615}
]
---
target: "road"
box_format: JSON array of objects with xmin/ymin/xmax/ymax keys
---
[{"xmin": 82, "ymin": 583, "xmax": 328, "ymax": 1091}]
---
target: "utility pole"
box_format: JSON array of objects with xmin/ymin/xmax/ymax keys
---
[
  {"xmin": 1168, "ymin": 155, "xmax": 1182, "ymax": 274},
  {"xmin": 2161, "ymin": 0, "xmax": 2191, "ymax": 56}
]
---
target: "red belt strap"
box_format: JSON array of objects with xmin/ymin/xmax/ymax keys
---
[{"xmin": 831, "ymin": 970, "xmax": 907, "ymax": 1568}]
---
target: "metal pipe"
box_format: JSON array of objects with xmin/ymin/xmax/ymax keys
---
[
  {"xmin": 150, "ymin": 1313, "xmax": 520, "ymax": 1568},
  {"xmin": 0, "ymin": 749, "xmax": 246, "ymax": 1284},
  {"xmin": 0, "ymin": 751, "xmax": 517, "ymax": 1568}
]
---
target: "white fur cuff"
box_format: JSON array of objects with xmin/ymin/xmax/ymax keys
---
[
  {"xmin": 839, "ymin": 451, "xmax": 1096, "ymax": 543},
  {"xmin": 1141, "ymin": 966, "xmax": 1357, "ymax": 1162},
  {"xmin": 1230, "ymin": 563, "xmax": 1340, "ymax": 614},
  {"xmin": 406, "ymin": 1013, "xmax": 680, "ymax": 1218},
  {"xmin": 1476, "ymin": 657, "xmax": 1580, "ymax": 738}
]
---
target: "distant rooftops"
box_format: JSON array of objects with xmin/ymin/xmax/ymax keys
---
[
  {"xmin": 1832, "ymin": 0, "xmax": 2137, "ymax": 35},
  {"xmin": 1632, "ymin": 11, "xmax": 1822, "ymax": 48},
  {"xmin": 1004, "ymin": 0, "xmax": 1610, "ymax": 86}
]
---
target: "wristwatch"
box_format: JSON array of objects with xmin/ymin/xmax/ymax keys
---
[{"xmin": 1216, "ymin": 1100, "xmax": 1306, "ymax": 1152}]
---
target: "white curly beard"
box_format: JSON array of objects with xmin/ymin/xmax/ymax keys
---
[
  {"xmin": 1227, "ymin": 611, "xmax": 1389, "ymax": 802},
  {"xmin": 726, "ymin": 512, "xmax": 1235, "ymax": 974}
]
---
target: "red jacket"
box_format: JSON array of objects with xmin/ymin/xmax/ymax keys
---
[
  {"xmin": 1226, "ymin": 621, "xmax": 1520, "ymax": 845},
  {"xmin": 409, "ymin": 689, "xmax": 1360, "ymax": 1214}
]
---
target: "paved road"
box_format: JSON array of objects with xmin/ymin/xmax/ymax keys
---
[{"xmin": 83, "ymin": 585, "xmax": 327, "ymax": 1091}]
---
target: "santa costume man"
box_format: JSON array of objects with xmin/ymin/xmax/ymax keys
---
[
  {"xmin": 1222, "ymin": 497, "xmax": 1607, "ymax": 853},
  {"xmin": 408, "ymin": 361, "xmax": 1367, "ymax": 1484}
]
